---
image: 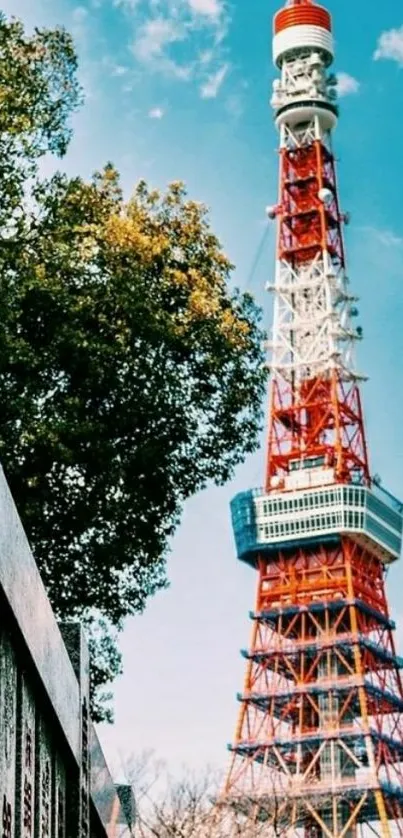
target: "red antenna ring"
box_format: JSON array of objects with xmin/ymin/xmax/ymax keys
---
[{"xmin": 274, "ymin": 4, "xmax": 332, "ymax": 35}]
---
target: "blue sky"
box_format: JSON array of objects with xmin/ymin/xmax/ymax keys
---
[{"xmin": 4, "ymin": 0, "xmax": 403, "ymax": 779}]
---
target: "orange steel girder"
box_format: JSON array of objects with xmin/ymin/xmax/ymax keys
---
[
  {"xmin": 278, "ymin": 142, "xmax": 344, "ymax": 266},
  {"xmin": 266, "ymin": 137, "xmax": 370, "ymax": 487},
  {"xmin": 224, "ymin": 539, "xmax": 403, "ymax": 836},
  {"xmin": 266, "ymin": 372, "xmax": 369, "ymax": 488}
]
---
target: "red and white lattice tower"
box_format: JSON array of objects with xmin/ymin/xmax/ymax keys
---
[{"xmin": 221, "ymin": 1, "xmax": 403, "ymax": 835}]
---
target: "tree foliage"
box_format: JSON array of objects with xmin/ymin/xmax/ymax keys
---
[
  {"xmin": 0, "ymin": 13, "xmax": 266, "ymax": 720},
  {"xmin": 0, "ymin": 13, "xmax": 80, "ymax": 220}
]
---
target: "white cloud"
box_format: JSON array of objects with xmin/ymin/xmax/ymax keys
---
[
  {"xmin": 199, "ymin": 49, "xmax": 214, "ymax": 65},
  {"xmin": 69, "ymin": 3, "xmax": 97, "ymax": 99},
  {"xmin": 336, "ymin": 72, "xmax": 360, "ymax": 97},
  {"xmin": 374, "ymin": 26, "xmax": 403, "ymax": 65},
  {"xmin": 132, "ymin": 17, "xmax": 193, "ymax": 81},
  {"xmin": 131, "ymin": 16, "xmax": 196, "ymax": 79},
  {"xmin": 360, "ymin": 226, "xmax": 403, "ymax": 248},
  {"xmin": 0, "ymin": 0, "xmax": 53, "ymax": 24},
  {"xmin": 72, "ymin": 5, "xmax": 88, "ymax": 22},
  {"xmin": 225, "ymin": 92, "xmax": 243, "ymax": 118},
  {"xmin": 224, "ymin": 79, "xmax": 248, "ymax": 118},
  {"xmin": 111, "ymin": 64, "xmax": 129, "ymax": 76},
  {"xmin": 114, "ymin": 0, "xmax": 140, "ymax": 8},
  {"xmin": 133, "ymin": 17, "xmax": 184, "ymax": 63},
  {"xmin": 187, "ymin": 0, "xmax": 223, "ymax": 20},
  {"xmin": 71, "ymin": 4, "xmax": 90, "ymax": 43},
  {"xmin": 375, "ymin": 230, "xmax": 403, "ymax": 248},
  {"xmin": 123, "ymin": 0, "xmax": 230, "ymax": 89},
  {"xmin": 148, "ymin": 106, "xmax": 165, "ymax": 119},
  {"xmin": 200, "ymin": 62, "xmax": 228, "ymax": 98}
]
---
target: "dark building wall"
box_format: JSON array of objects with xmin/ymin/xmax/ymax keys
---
[{"xmin": 0, "ymin": 467, "xmax": 134, "ymax": 838}]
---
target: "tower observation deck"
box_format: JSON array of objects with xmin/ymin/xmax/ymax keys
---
[{"xmin": 220, "ymin": 1, "xmax": 403, "ymax": 835}]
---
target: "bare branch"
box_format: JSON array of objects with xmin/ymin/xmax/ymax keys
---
[{"xmin": 120, "ymin": 755, "xmax": 336, "ymax": 838}]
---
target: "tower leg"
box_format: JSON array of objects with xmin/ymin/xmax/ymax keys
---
[{"xmin": 222, "ymin": 541, "xmax": 403, "ymax": 837}]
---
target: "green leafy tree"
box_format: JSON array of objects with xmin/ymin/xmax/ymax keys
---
[
  {"xmin": 0, "ymin": 14, "xmax": 266, "ymax": 721},
  {"xmin": 0, "ymin": 13, "xmax": 80, "ymax": 218}
]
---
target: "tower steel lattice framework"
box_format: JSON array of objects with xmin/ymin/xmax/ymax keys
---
[{"xmin": 221, "ymin": 1, "xmax": 403, "ymax": 835}]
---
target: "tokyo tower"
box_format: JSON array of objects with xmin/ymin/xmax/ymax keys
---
[{"xmin": 221, "ymin": 0, "xmax": 403, "ymax": 835}]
